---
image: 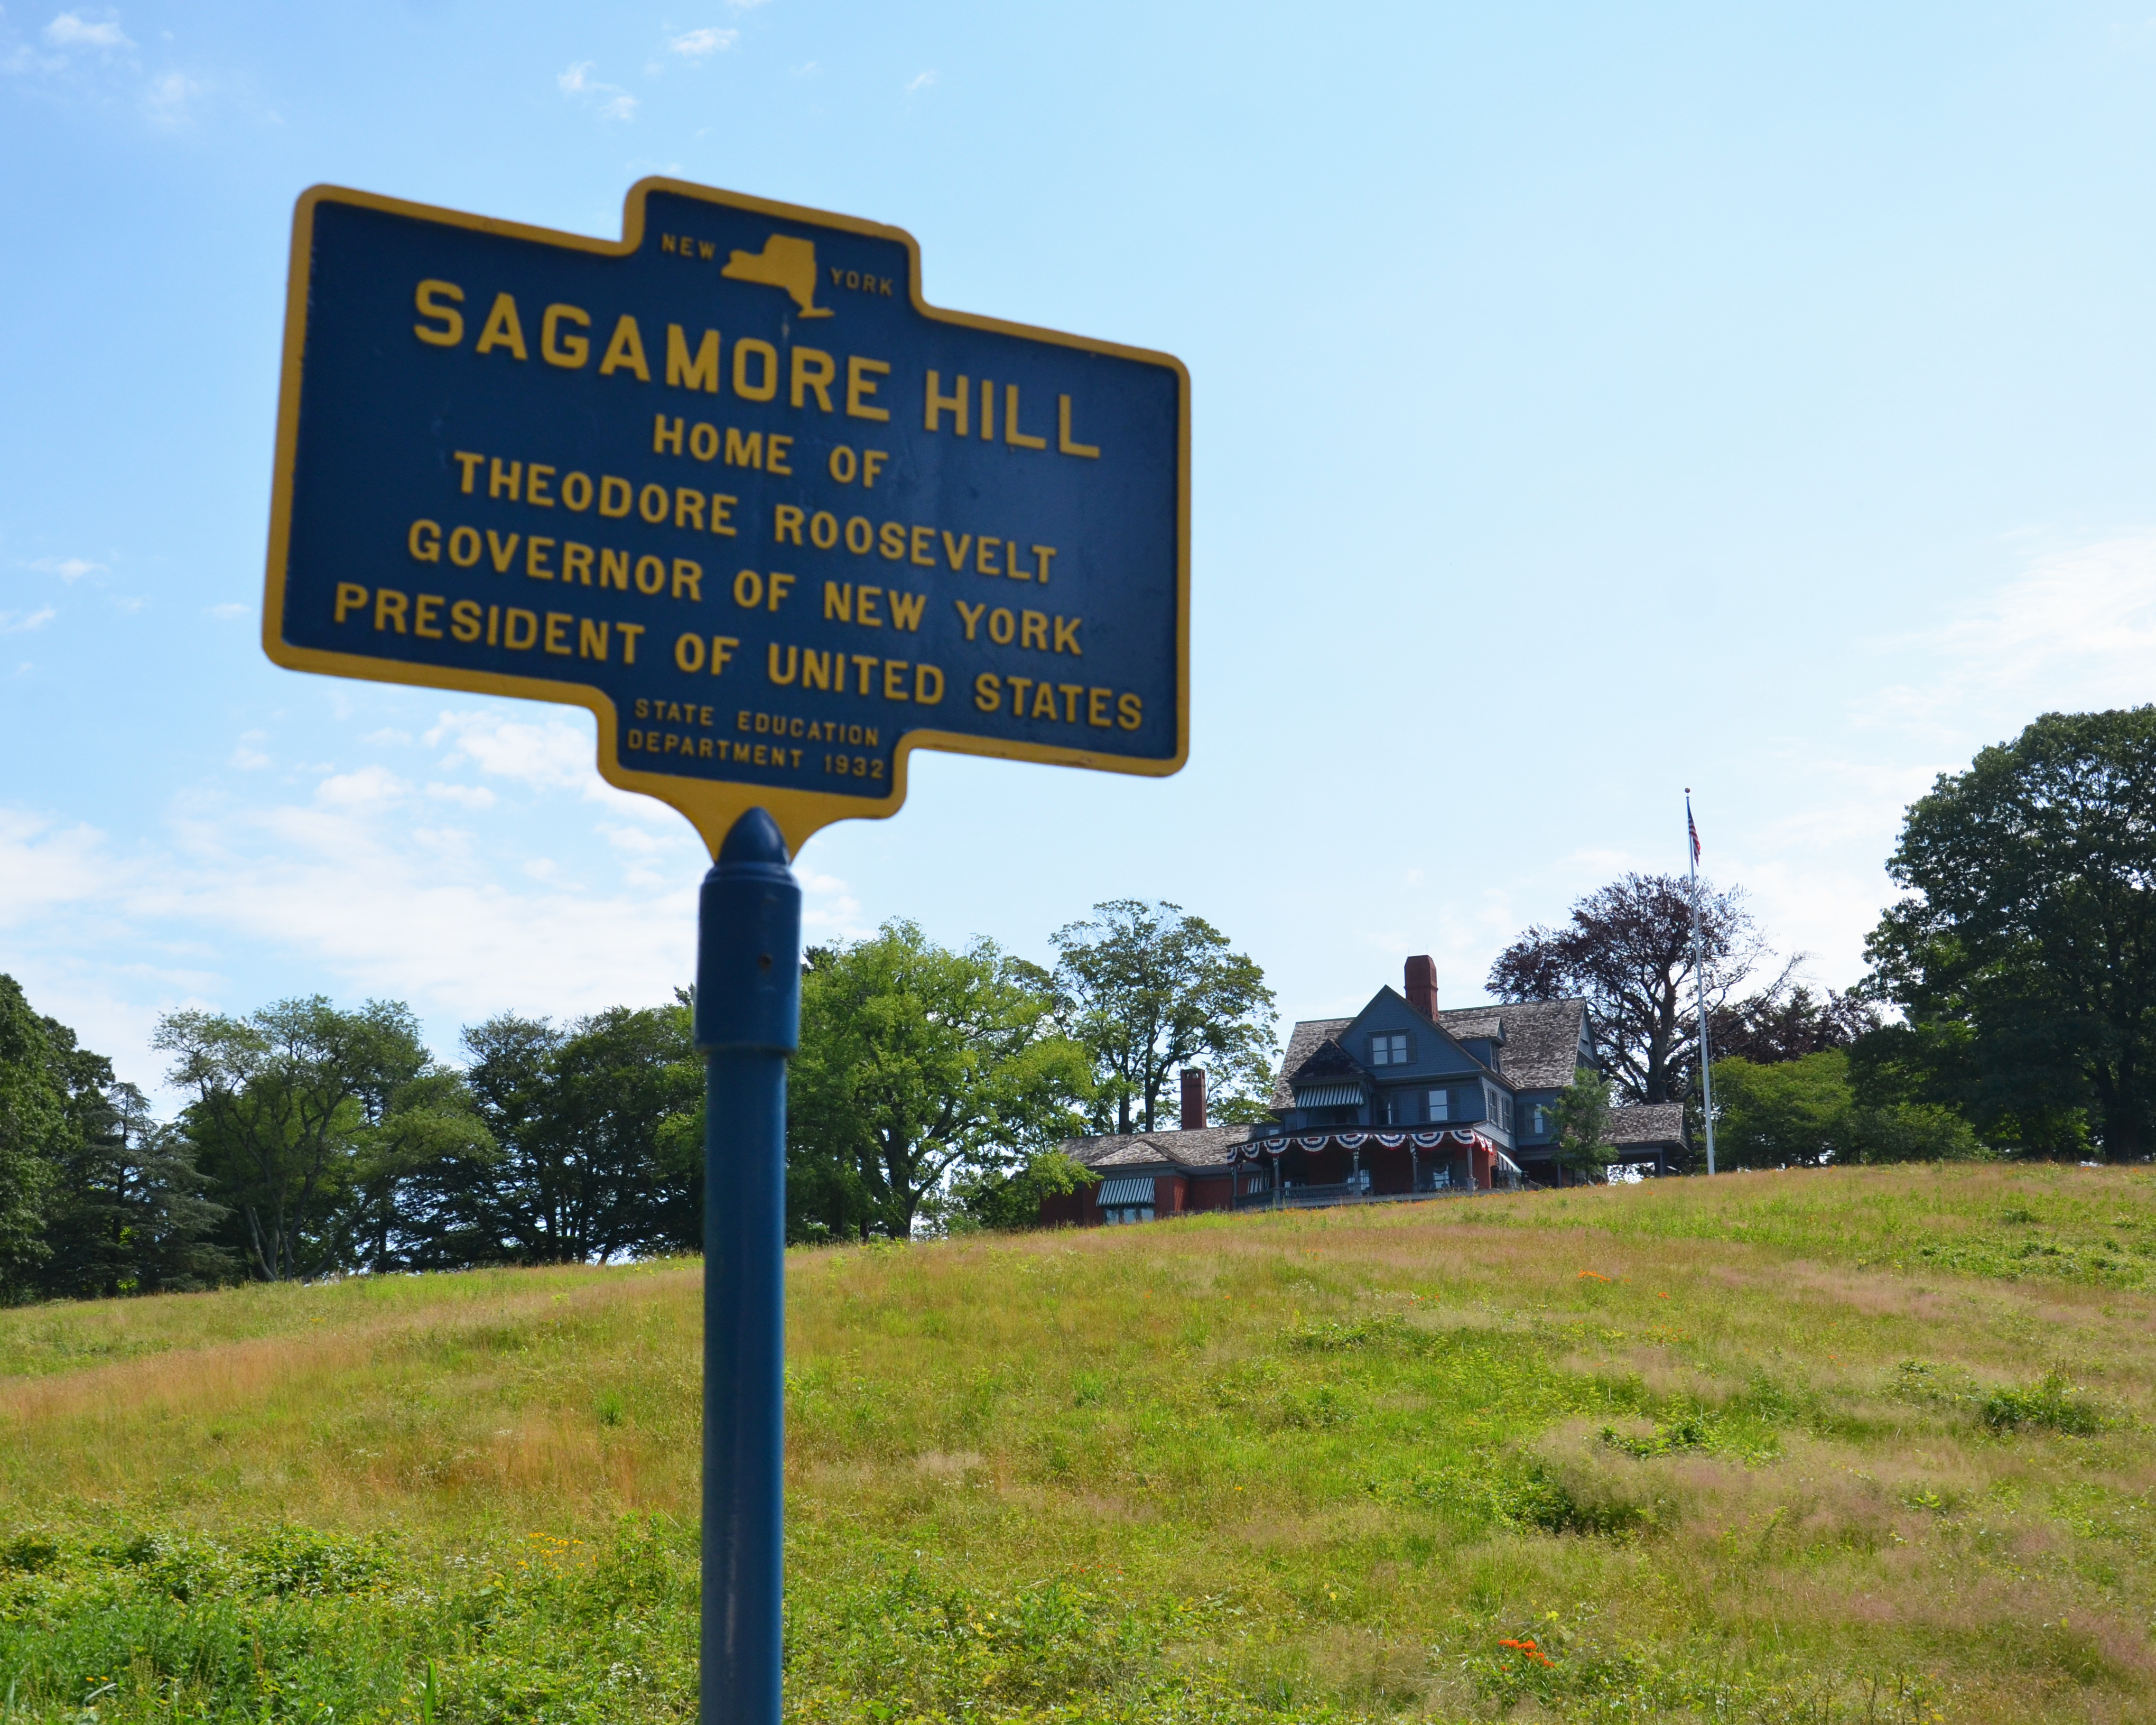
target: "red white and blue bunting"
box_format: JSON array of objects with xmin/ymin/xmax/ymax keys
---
[{"xmin": 1227, "ymin": 1128, "xmax": 1489, "ymax": 1164}]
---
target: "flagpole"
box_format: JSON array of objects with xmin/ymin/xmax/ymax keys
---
[{"xmin": 1687, "ymin": 790, "xmax": 1717, "ymax": 1176}]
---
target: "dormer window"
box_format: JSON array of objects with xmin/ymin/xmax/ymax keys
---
[
  {"xmin": 1427, "ymin": 1089, "xmax": 1450, "ymax": 1121},
  {"xmin": 1371, "ymin": 1032, "xmax": 1409, "ymax": 1066}
]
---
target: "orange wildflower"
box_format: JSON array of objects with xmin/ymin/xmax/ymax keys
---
[{"xmin": 1499, "ymin": 1637, "xmax": 1555, "ymax": 1666}]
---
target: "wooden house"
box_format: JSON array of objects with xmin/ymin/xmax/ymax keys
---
[{"xmin": 1040, "ymin": 954, "xmax": 1686, "ymax": 1225}]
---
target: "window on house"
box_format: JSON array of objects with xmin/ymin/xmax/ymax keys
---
[
  {"xmin": 1427, "ymin": 1088, "xmax": 1450, "ymax": 1121},
  {"xmin": 1371, "ymin": 1032, "xmax": 1408, "ymax": 1066},
  {"xmin": 1532, "ymin": 1106, "xmax": 1548, "ymax": 1135}
]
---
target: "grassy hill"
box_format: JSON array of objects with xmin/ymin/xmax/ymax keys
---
[{"xmin": 6, "ymin": 1164, "xmax": 2156, "ymax": 1722}]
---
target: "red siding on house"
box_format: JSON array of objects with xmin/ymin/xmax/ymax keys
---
[{"xmin": 1185, "ymin": 1173, "xmax": 1233, "ymax": 1212}]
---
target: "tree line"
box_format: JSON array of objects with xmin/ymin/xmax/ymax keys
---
[
  {"xmin": 6, "ymin": 703, "xmax": 2153, "ymax": 1293},
  {"xmin": 0, "ymin": 899, "xmax": 1275, "ymax": 1298}
]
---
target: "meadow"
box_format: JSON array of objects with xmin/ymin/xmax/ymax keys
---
[{"xmin": 6, "ymin": 1162, "xmax": 2156, "ymax": 1722}]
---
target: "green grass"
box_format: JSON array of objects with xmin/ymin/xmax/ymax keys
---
[{"xmin": 8, "ymin": 1163, "xmax": 2156, "ymax": 1720}]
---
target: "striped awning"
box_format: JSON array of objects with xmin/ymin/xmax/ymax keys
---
[
  {"xmin": 1292, "ymin": 1084, "xmax": 1364, "ymax": 1109},
  {"xmin": 1096, "ymin": 1177, "xmax": 1156, "ymax": 1205}
]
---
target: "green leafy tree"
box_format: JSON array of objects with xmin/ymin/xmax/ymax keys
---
[
  {"xmin": 1550, "ymin": 1067, "xmax": 1615, "ymax": 1182},
  {"xmin": 157, "ymin": 997, "xmax": 432, "ymax": 1281},
  {"xmin": 0, "ymin": 976, "xmax": 63, "ymax": 1296},
  {"xmin": 35, "ymin": 1014, "xmax": 233, "ymax": 1299},
  {"xmin": 461, "ymin": 1003, "xmax": 700, "ymax": 1263},
  {"xmin": 1714, "ymin": 1050, "xmax": 1985, "ymax": 1168},
  {"xmin": 1862, "ymin": 708, "xmax": 2156, "ymax": 1160},
  {"xmin": 949, "ymin": 1149, "xmax": 1100, "ymax": 1231},
  {"xmin": 1049, "ymin": 900, "xmax": 1277, "ymax": 1133},
  {"xmin": 791, "ymin": 921, "xmax": 1092, "ymax": 1239}
]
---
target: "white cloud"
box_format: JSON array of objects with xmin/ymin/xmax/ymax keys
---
[
  {"xmin": 0, "ymin": 606, "xmax": 56, "ymax": 634},
  {"xmin": 23, "ymin": 555, "xmax": 105, "ymax": 581},
  {"xmin": 143, "ymin": 67, "xmax": 204, "ymax": 123},
  {"xmin": 206, "ymin": 601, "xmax": 249, "ymax": 620},
  {"xmin": 668, "ymin": 27, "xmax": 737, "ymax": 57},
  {"xmin": 905, "ymin": 69, "xmax": 937, "ymax": 94},
  {"xmin": 45, "ymin": 12, "xmax": 134, "ymax": 50},
  {"xmin": 426, "ymin": 782, "xmax": 497, "ymax": 810},
  {"xmin": 558, "ymin": 60, "xmax": 637, "ymax": 120},
  {"xmin": 362, "ymin": 728, "xmax": 414, "ymax": 746},
  {"xmin": 424, "ymin": 708, "xmax": 667, "ymax": 818}
]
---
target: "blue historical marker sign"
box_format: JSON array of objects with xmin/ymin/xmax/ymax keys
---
[{"xmin": 264, "ymin": 180, "xmax": 1189, "ymax": 852}]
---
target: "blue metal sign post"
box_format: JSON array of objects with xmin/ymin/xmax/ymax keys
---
[{"xmin": 258, "ymin": 179, "xmax": 1188, "ymax": 1723}]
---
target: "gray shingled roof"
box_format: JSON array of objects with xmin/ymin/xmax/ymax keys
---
[
  {"xmin": 1607, "ymin": 1102, "xmax": 1685, "ymax": 1147},
  {"xmin": 1268, "ymin": 996, "xmax": 1589, "ymax": 1106},
  {"xmin": 1269, "ymin": 1018, "xmax": 1353, "ymax": 1109},
  {"xmin": 1448, "ymin": 999, "xmax": 1587, "ymax": 1090},
  {"xmin": 1061, "ymin": 1124, "xmax": 1260, "ymax": 1171}
]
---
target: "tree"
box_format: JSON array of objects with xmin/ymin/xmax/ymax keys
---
[
  {"xmin": 157, "ymin": 997, "xmax": 433, "ymax": 1281},
  {"xmin": 1713, "ymin": 1051, "xmax": 1984, "ymax": 1168},
  {"xmin": 791, "ymin": 921, "xmax": 1092, "ymax": 1239},
  {"xmin": 460, "ymin": 1003, "xmax": 700, "ymax": 1263},
  {"xmin": 1049, "ymin": 900, "xmax": 1277, "ymax": 1134},
  {"xmin": 0, "ymin": 976, "xmax": 63, "ymax": 1297},
  {"xmin": 35, "ymin": 1015, "xmax": 232, "ymax": 1299},
  {"xmin": 1488, "ymin": 873, "xmax": 1775, "ymax": 1105},
  {"xmin": 1712, "ymin": 986, "xmax": 1881, "ymax": 1065},
  {"xmin": 1549, "ymin": 1067, "xmax": 1614, "ymax": 1183},
  {"xmin": 1862, "ymin": 708, "xmax": 2156, "ymax": 1161},
  {"xmin": 948, "ymin": 1149, "xmax": 1099, "ymax": 1232}
]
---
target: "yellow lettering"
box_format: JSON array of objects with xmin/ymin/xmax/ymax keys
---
[
  {"xmin": 954, "ymin": 599, "xmax": 985, "ymax": 639},
  {"xmin": 375, "ymin": 589, "xmax": 408, "ymax": 633},
  {"xmin": 599, "ymin": 314, "xmax": 652, "ymax": 381},
  {"xmin": 414, "ymin": 280, "xmax": 465, "ymax": 347},
  {"xmin": 1005, "ymin": 384, "xmax": 1046, "ymax": 449},
  {"xmin": 334, "ymin": 582, "xmax": 369, "ymax": 624},
  {"xmin": 1031, "ymin": 680, "xmax": 1058, "ymax": 719},
  {"xmin": 1021, "ymin": 610, "xmax": 1048, "ymax": 652},
  {"xmin": 766, "ymin": 434, "xmax": 793, "ymax": 476},
  {"xmin": 563, "ymin": 542, "xmax": 593, "ymax": 586},
  {"xmin": 452, "ymin": 451, "xmax": 484, "ymax": 493},
  {"xmin": 654, "ymin": 415, "xmax": 684, "ymax": 456},
  {"xmin": 450, "ymin": 598, "xmax": 482, "ymax": 642},
  {"xmin": 974, "ymin": 672, "xmax": 1000, "ymax": 711},
  {"xmin": 667, "ymin": 324, "xmax": 721, "ymax": 392},
  {"xmin": 909, "ymin": 525, "xmax": 934, "ymax": 568},
  {"xmin": 711, "ymin": 636, "xmax": 738, "ymax": 675},
  {"xmin": 845, "ymin": 355, "xmax": 891, "ymax": 421},
  {"xmin": 888, "ymin": 590, "xmax": 925, "ymax": 631},
  {"xmin": 601, "ymin": 549, "xmax": 630, "ymax": 590},
  {"xmin": 924, "ymin": 369, "xmax": 969, "ymax": 434},
  {"xmin": 851, "ymin": 652, "xmax": 878, "ymax": 695},
  {"xmin": 861, "ymin": 448, "xmax": 887, "ymax": 488},
  {"xmin": 767, "ymin": 571, "xmax": 794, "ymax": 611},
  {"xmin": 526, "ymin": 536, "xmax": 556, "ymax": 580},
  {"xmin": 915, "ymin": 664, "xmax": 944, "ymax": 704},
  {"xmin": 774, "ymin": 505, "xmax": 805, "ymax": 545},
  {"xmin": 473, "ymin": 293, "xmax": 527, "ymax": 360},
  {"xmin": 877, "ymin": 522, "xmax": 906, "ymax": 561},
  {"xmin": 674, "ymin": 488, "xmax": 705, "ymax": 531},
  {"xmin": 1053, "ymin": 615, "xmax": 1081, "ymax": 654},
  {"xmin": 504, "ymin": 606, "xmax": 539, "ymax": 648},
  {"xmin": 823, "ymin": 581, "xmax": 852, "ymax": 622},
  {"xmin": 636, "ymin": 555, "xmax": 666, "ymax": 595},
  {"xmin": 675, "ymin": 631, "xmax": 705, "ymax": 673},
  {"xmin": 600, "ymin": 475, "xmax": 633, "ymax": 517},
  {"xmin": 883, "ymin": 659, "xmax": 909, "ymax": 700},
  {"xmin": 672, "ymin": 558, "xmax": 704, "ymax": 601},
  {"xmin": 724, "ymin": 427, "xmax": 764, "ymax": 469},
  {"xmin": 408, "ymin": 520, "xmax": 441, "ymax": 562},
  {"xmin": 733, "ymin": 338, "xmax": 778, "ymax": 401},
  {"xmin": 580, "ymin": 619, "xmax": 610, "ymax": 660},
  {"xmin": 1057, "ymin": 394, "xmax": 1099, "ymax": 458},
  {"xmin": 544, "ymin": 612, "xmax": 573, "ymax": 655},
  {"xmin": 489, "ymin": 458, "xmax": 521, "ymax": 502},
  {"xmin": 541, "ymin": 303, "xmax": 590, "ymax": 368},
  {"xmin": 1088, "ymin": 687, "xmax": 1112, "ymax": 727},
  {"xmin": 711, "ymin": 494, "xmax": 738, "ymax": 537},
  {"xmin": 977, "ymin": 536, "xmax": 1001, "ymax": 577},
  {"xmin": 769, "ymin": 643, "xmax": 800, "ymax": 684},
  {"xmin": 736, "ymin": 569, "xmax": 766, "ymax": 609},
  {"xmin": 486, "ymin": 530, "xmax": 521, "ymax": 573},
  {"xmin": 1118, "ymin": 692, "xmax": 1141, "ymax": 730},
  {"xmin": 790, "ymin": 346, "xmax": 836, "ymax": 411},
  {"xmin": 618, "ymin": 621, "xmax": 645, "ymax": 663},
  {"xmin": 857, "ymin": 588, "xmax": 883, "ymax": 627},
  {"xmin": 527, "ymin": 465, "xmax": 556, "ymax": 506}
]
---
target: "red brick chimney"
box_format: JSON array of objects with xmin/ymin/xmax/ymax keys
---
[
  {"xmin": 1405, "ymin": 954, "xmax": 1438, "ymax": 1019},
  {"xmin": 1179, "ymin": 1068, "xmax": 1207, "ymax": 1130}
]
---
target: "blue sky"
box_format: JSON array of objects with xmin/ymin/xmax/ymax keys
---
[{"xmin": 6, "ymin": 2, "xmax": 2156, "ymax": 1100}]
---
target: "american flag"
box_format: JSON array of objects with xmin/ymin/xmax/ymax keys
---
[{"xmin": 1687, "ymin": 797, "xmax": 1701, "ymax": 864}]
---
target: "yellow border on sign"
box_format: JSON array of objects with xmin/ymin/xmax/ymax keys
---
[{"xmin": 262, "ymin": 178, "xmax": 1192, "ymax": 859}]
